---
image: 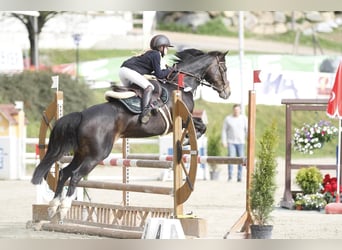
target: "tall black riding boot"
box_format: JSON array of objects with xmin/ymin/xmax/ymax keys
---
[{"xmin": 140, "ymin": 86, "xmax": 153, "ymax": 124}]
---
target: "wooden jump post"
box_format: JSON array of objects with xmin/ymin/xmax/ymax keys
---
[
  {"xmin": 172, "ymin": 90, "xmax": 198, "ymax": 217},
  {"xmin": 224, "ymin": 90, "xmax": 256, "ymax": 239}
]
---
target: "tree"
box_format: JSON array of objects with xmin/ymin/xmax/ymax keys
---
[{"xmin": 10, "ymin": 11, "xmax": 60, "ymax": 67}]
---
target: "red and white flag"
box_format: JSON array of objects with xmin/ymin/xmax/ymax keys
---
[
  {"xmin": 51, "ymin": 75, "xmax": 59, "ymax": 89},
  {"xmin": 327, "ymin": 62, "xmax": 342, "ymax": 118},
  {"xmin": 326, "ymin": 61, "xmax": 342, "ymax": 205},
  {"xmin": 253, "ymin": 70, "xmax": 261, "ymax": 83}
]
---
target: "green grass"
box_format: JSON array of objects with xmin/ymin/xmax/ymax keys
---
[
  {"xmin": 39, "ymin": 49, "xmax": 138, "ymax": 65},
  {"xmin": 158, "ymin": 17, "xmax": 241, "ymax": 38},
  {"xmin": 254, "ymin": 27, "xmax": 342, "ymax": 53},
  {"xmin": 194, "ymin": 99, "xmax": 338, "ymax": 159}
]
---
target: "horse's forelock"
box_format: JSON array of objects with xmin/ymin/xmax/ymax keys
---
[{"xmin": 208, "ymin": 51, "xmax": 227, "ymax": 61}]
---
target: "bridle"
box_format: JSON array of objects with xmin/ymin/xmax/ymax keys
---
[
  {"xmin": 200, "ymin": 56, "xmax": 228, "ymax": 93},
  {"xmin": 167, "ymin": 56, "xmax": 228, "ymax": 93}
]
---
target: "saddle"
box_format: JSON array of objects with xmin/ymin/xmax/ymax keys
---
[{"xmin": 105, "ymin": 78, "xmax": 169, "ymax": 114}]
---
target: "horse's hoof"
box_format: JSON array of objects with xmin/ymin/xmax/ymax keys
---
[
  {"xmin": 58, "ymin": 207, "xmax": 70, "ymax": 220},
  {"xmin": 47, "ymin": 206, "xmax": 58, "ymax": 219}
]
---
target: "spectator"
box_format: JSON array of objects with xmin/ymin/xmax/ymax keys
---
[{"xmin": 221, "ymin": 104, "xmax": 247, "ymax": 182}]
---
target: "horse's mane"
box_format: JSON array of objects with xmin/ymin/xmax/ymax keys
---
[
  {"xmin": 174, "ymin": 49, "xmax": 205, "ymax": 63},
  {"xmin": 174, "ymin": 49, "xmax": 225, "ymax": 64}
]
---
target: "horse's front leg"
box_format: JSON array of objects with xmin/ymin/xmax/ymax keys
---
[
  {"xmin": 181, "ymin": 117, "xmax": 207, "ymax": 146},
  {"xmin": 193, "ymin": 117, "xmax": 207, "ymax": 139}
]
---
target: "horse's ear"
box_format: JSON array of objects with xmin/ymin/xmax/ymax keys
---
[{"xmin": 219, "ymin": 50, "xmax": 229, "ymax": 60}]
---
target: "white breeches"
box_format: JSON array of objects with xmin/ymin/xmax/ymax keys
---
[{"xmin": 119, "ymin": 67, "xmax": 154, "ymax": 90}]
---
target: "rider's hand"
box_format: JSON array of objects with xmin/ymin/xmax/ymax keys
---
[{"xmin": 171, "ymin": 64, "xmax": 178, "ymax": 72}]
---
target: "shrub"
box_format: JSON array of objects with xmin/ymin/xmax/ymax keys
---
[
  {"xmin": 250, "ymin": 121, "xmax": 278, "ymax": 225},
  {"xmin": 295, "ymin": 166, "xmax": 323, "ymax": 195},
  {"xmin": 0, "ymin": 70, "xmax": 95, "ymax": 136},
  {"xmin": 207, "ymin": 124, "xmax": 223, "ymax": 172}
]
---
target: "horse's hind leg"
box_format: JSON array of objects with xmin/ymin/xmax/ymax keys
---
[
  {"xmin": 48, "ymin": 161, "xmax": 78, "ymax": 219},
  {"xmin": 59, "ymin": 159, "xmax": 100, "ymax": 220},
  {"xmin": 57, "ymin": 123, "xmax": 116, "ymax": 219}
]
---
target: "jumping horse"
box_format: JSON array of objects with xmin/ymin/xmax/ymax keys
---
[{"xmin": 31, "ymin": 48, "xmax": 231, "ymax": 219}]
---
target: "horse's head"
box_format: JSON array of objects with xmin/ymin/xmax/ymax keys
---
[
  {"xmin": 173, "ymin": 49, "xmax": 231, "ymax": 99},
  {"xmin": 204, "ymin": 51, "xmax": 231, "ymax": 99}
]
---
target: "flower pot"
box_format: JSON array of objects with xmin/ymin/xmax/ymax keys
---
[
  {"xmin": 250, "ymin": 225, "xmax": 273, "ymax": 239},
  {"xmin": 209, "ymin": 171, "xmax": 220, "ymax": 180},
  {"xmin": 295, "ymin": 205, "xmax": 303, "ymax": 210}
]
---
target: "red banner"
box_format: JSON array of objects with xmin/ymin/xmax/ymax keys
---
[{"xmin": 327, "ymin": 62, "xmax": 342, "ymax": 118}]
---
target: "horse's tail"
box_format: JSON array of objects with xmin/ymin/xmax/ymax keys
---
[{"xmin": 31, "ymin": 112, "xmax": 82, "ymax": 185}]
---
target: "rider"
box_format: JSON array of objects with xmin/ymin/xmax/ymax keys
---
[{"xmin": 119, "ymin": 34, "xmax": 174, "ymax": 124}]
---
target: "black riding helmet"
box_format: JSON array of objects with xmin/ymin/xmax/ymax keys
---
[{"xmin": 150, "ymin": 34, "xmax": 174, "ymax": 50}]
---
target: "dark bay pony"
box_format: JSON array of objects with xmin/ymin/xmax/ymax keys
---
[{"xmin": 31, "ymin": 49, "xmax": 231, "ymax": 219}]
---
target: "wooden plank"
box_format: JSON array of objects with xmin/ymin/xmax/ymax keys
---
[
  {"xmin": 33, "ymin": 201, "xmax": 173, "ymax": 233},
  {"xmin": 41, "ymin": 223, "xmax": 142, "ymax": 239},
  {"xmin": 72, "ymin": 180, "xmax": 173, "ymax": 195},
  {"xmin": 281, "ymin": 99, "xmax": 328, "ymax": 104},
  {"xmin": 32, "ymin": 204, "xmax": 50, "ymax": 222}
]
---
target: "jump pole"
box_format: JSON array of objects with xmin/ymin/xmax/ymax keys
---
[
  {"xmin": 122, "ymin": 138, "xmax": 130, "ymax": 206},
  {"xmin": 126, "ymin": 154, "xmax": 246, "ymax": 165},
  {"xmin": 224, "ymin": 90, "xmax": 256, "ymax": 239}
]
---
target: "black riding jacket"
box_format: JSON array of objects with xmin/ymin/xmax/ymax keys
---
[{"xmin": 121, "ymin": 50, "xmax": 171, "ymax": 79}]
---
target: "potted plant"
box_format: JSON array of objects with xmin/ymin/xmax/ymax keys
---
[
  {"xmin": 295, "ymin": 166, "xmax": 323, "ymax": 195},
  {"xmin": 249, "ymin": 121, "xmax": 278, "ymax": 239},
  {"xmin": 294, "ymin": 193, "xmax": 305, "ymax": 210},
  {"xmin": 294, "ymin": 167, "xmax": 327, "ymax": 210},
  {"xmin": 294, "ymin": 192, "xmax": 327, "ymax": 211},
  {"xmin": 207, "ymin": 125, "xmax": 223, "ymax": 180}
]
